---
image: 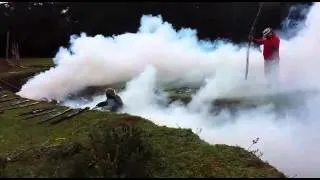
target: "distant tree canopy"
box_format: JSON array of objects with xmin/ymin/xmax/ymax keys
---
[{"xmin": 0, "ymin": 2, "xmax": 312, "ymax": 58}]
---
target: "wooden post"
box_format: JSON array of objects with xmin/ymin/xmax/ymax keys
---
[{"xmin": 245, "ymin": 3, "xmax": 263, "ymax": 80}]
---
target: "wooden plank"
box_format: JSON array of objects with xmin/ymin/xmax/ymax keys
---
[
  {"xmin": 0, "ymin": 97, "xmax": 20, "ymax": 103},
  {"xmin": 0, "ymin": 94, "xmax": 8, "ymax": 99},
  {"xmin": 1, "ymin": 102, "xmax": 40, "ymax": 111},
  {"xmin": 23, "ymin": 109, "xmax": 57, "ymax": 120},
  {"xmin": 0, "ymin": 99, "xmax": 30, "ymax": 109},
  {"xmin": 0, "ymin": 94, "xmax": 8, "ymax": 97},
  {"xmin": 19, "ymin": 106, "xmax": 56, "ymax": 116},
  {"xmin": 38, "ymin": 108, "xmax": 73, "ymax": 124},
  {"xmin": 50, "ymin": 108, "xmax": 88, "ymax": 125}
]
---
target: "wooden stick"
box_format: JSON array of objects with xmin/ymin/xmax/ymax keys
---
[
  {"xmin": 12, "ymin": 99, "xmax": 30, "ymax": 105},
  {"xmin": 38, "ymin": 108, "xmax": 73, "ymax": 124},
  {"xmin": 4, "ymin": 99, "xmax": 30, "ymax": 106},
  {"xmin": 19, "ymin": 106, "xmax": 55, "ymax": 116},
  {"xmin": 50, "ymin": 108, "xmax": 88, "ymax": 125},
  {"xmin": 18, "ymin": 101, "xmax": 40, "ymax": 108},
  {"xmin": 0, "ymin": 100, "xmax": 31, "ymax": 110},
  {"xmin": 245, "ymin": 2, "xmax": 264, "ymax": 80},
  {"xmin": 23, "ymin": 109, "xmax": 57, "ymax": 120},
  {"xmin": 1, "ymin": 102, "xmax": 40, "ymax": 111},
  {"xmin": 0, "ymin": 95, "xmax": 8, "ymax": 99},
  {"xmin": 0, "ymin": 97, "xmax": 19, "ymax": 103}
]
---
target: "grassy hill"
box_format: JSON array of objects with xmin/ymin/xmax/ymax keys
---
[{"xmin": 0, "ymin": 58, "xmax": 286, "ymax": 178}]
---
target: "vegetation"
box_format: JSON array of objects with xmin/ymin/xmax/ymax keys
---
[
  {"xmin": 0, "ymin": 2, "xmax": 310, "ymax": 177},
  {"xmin": 0, "ymin": 95, "xmax": 286, "ymax": 177},
  {"xmin": 0, "ymin": 58, "xmax": 54, "ymax": 92},
  {"xmin": 0, "ymin": 58, "xmax": 287, "ymax": 178},
  {"xmin": 0, "ymin": 2, "xmax": 311, "ymax": 57}
]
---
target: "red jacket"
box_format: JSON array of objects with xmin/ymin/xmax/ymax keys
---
[{"xmin": 253, "ymin": 34, "xmax": 280, "ymax": 61}]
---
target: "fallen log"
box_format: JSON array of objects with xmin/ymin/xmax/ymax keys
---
[
  {"xmin": 1, "ymin": 102, "xmax": 40, "ymax": 111},
  {"xmin": 50, "ymin": 108, "xmax": 88, "ymax": 125},
  {"xmin": 0, "ymin": 94, "xmax": 8, "ymax": 99},
  {"xmin": 19, "ymin": 106, "xmax": 56, "ymax": 116},
  {"xmin": 38, "ymin": 108, "xmax": 73, "ymax": 124},
  {"xmin": 0, "ymin": 99, "xmax": 30, "ymax": 109},
  {"xmin": 12, "ymin": 99, "xmax": 30, "ymax": 105},
  {"xmin": 19, "ymin": 101, "xmax": 40, "ymax": 107},
  {"xmin": 23, "ymin": 109, "xmax": 57, "ymax": 120},
  {"xmin": 0, "ymin": 97, "xmax": 20, "ymax": 103}
]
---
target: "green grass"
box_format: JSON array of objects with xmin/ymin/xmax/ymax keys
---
[
  {"xmin": 0, "ymin": 58, "xmax": 286, "ymax": 177},
  {"xmin": 0, "ymin": 90, "xmax": 286, "ymax": 178},
  {"xmin": 0, "ymin": 58, "xmax": 54, "ymax": 92},
  {"xmin": 19, "ymin": 58, "xmax": 55, "ymax": 67}
]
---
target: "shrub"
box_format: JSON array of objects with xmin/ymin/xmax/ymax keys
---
[{"xmin": 89, "ymin": 122, "xmax": 152, "ymax": 178}]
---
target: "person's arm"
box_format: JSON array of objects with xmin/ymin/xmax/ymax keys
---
[
  {"xmin": 249, "ymin": 35, "xmax": 264, "ymax": 45},
  {"xmin": 96, "ymin": 101, "xmax": 108, "ymax": 107},
  {"xmin": 115, "ymin": 95, "xmax": 123, "ymax": 106},
  {"xmin": 253, "ymin": 37, "xmax": 265, "ymax": 45}
]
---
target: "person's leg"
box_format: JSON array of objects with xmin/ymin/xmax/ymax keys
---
[
  {"xmin": 269, "ymin": 60, "xmax": 280, "ymax": 89},
  {"xmin": 264, "ymin": 60, "xmax": 272, "ymax": 85}
]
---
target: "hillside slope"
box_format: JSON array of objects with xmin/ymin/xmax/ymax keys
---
[
  {"xmin": 0, "ymin": 89, "xmax": 286, "ymax": 178},
  {"xmin": 0, "ymin": 58, "xmax": 286, "ymax": 178}
]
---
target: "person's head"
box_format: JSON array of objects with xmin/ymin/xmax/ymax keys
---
[
  {"xmin": 105, "ymin": 88, "xmax": 116, "ymax": 98},
  {"xmin": 262, "ymin": 27, "xmax": 273, "ymax": 39}
]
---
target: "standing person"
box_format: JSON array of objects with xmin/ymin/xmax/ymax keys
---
[{"xmin": 249, "ymin": 27, "xmax": 280, "ymax": 87}]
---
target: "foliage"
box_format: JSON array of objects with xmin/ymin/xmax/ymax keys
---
[
  {"xmin": 89, "ymin": 122, "xmax": 152, "ymax": 178},
  {"xmin": 0, "ymin": 2, "xmax": 310, "ymax": 57},
  {"xmin": 0, "ymin": 58, "xmax": 287, "ymax": 177}
]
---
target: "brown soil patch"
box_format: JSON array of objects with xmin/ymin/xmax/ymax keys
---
[{"xmin": 0, "ymin": 59, "xmax": 23, "ymax": 74}]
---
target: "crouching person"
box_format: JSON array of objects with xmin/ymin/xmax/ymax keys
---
[{"xmin": 94, "ymin": 88, "xmax": 123, "ymax": 112}]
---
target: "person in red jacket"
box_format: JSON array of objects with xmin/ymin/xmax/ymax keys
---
[{"xmin": 249, "ymin": 27, "xmax": 280, "ymax": 86}]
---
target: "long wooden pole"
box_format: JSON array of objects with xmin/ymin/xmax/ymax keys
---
[{"xmin": 245, "ymin": 2, "xmax": 263, "ymax": 80}]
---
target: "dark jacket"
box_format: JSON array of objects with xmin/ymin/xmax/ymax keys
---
[{"xmin": 96, "ymin": 94, "xmax": 123, "ymax": 112}]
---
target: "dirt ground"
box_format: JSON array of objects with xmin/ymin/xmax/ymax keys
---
[
  {"xmin": 0, "ymin": 59, "xmax": 24, "ymax": 74},
  {"xmin": 0, "ymin": 58, "xmax": 53, "ymax": 92}
]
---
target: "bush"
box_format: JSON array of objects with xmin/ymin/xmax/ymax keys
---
[{"xmin": 89, "ymin": 122, "xmax": 152, "ymax": 178}]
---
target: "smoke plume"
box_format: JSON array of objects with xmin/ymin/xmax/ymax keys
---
[{"xmin": 18, "ymin": 2, "xmax": 320, "ymax": 178}]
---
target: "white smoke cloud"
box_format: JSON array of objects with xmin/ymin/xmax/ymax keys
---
[
  {"xmin": 17, "ymin": 2, "xmax": 320, "ymax": 178},
  {"xmin": 17, "ymin": 13, "xmax": 265, "ymax": 101},
  {"xmin": 279, "ymin": 3, "xmax": 311, "ymax": 40}
]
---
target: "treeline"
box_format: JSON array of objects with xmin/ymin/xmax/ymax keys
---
[{"xmin": 0, "ymin": 2, "xmax": 312, "ymax": 58}]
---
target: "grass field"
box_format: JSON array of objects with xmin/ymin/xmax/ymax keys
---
[{"xmin": 0, "ymin": 58, "xmax": 286, "ymax": 178}]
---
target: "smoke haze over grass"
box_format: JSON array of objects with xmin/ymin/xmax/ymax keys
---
[{"xmin": 18, "ymin": 2, "xmax": 320, "ymax": 177}]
